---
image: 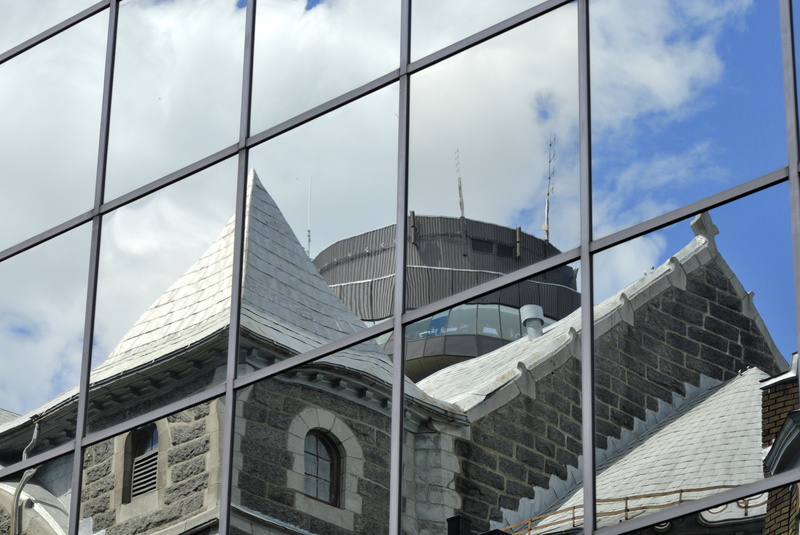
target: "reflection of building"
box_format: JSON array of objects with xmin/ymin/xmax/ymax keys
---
[
  {"xmin": 314, "ymin": 217, "xmax": 580, "ymax": 380},
  {"xmin": 0, "ymin": 172, "xmax": 793, "ymax": 535}
]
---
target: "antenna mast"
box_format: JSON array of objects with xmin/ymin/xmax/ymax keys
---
[
  {"xmin": 455, "ymin": 148, "xmax": 465, "ymax": 219},
  {"xmin": 306, "ymin": 177, "xmax": 312, "ymax": 256},
  {"xmin": 542, "ymin": 135, "xmax": 556, "ymax": 243}
]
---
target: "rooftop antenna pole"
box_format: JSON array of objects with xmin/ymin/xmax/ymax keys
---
[
  {"xmin": 456, "ymin": 148, "xmax": 465, "ymax": 219},
  {"xmin": 543, "ymin": 134, "xmax": 556, "ymax": 243},
  {"xmin": 307, "ymin": 177, "xmax": 312, "ymax": 257}
]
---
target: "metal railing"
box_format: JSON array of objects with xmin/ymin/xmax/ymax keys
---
[{"xmin": 498, "ymin": 486, "xmax": 769, "ymax": 534}]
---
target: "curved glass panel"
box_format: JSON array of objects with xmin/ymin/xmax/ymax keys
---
[
  {"xmin": 233, "ymin": 342, "xmax": 393, "ymax": 535},
  {"xmin": 0, "ymin": 226, "xmax": 90, "ymax": 463},
  {"xmin": 90, "ymin": 160, "xmax": 237, "ymax": 433},
  {"xmin": 0, "ymin": 0, "xmax": 98, "ymax": 54},
  {"xmin": 592, "ymin": 184, "xmax": 796, "ymax": 530},
  {"xmin": 411, "ymin": 0, "xmax": 549, "ymax": 61},
  {"xmin": 251, "ymin": 0, "xmax": 400, "ymax": 134},
  {"xmin": 104, "ymin": 0, "xmax": 245, "ymax": 200},
  {"xmin": 590, "ymin": 0, "xmax": 787, "ymax": 238},
  {"xmin": 0, "ymin": 13, "xmax": 106, "ymax": 250},
  {"xmin": 408, "ymin": 4, "xmax": 580, "ymax": 311}
]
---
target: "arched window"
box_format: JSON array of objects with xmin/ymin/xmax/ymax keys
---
[
  {"xmin": 123, "ymin": 423, "xmax": 159, "ymax": 503},
  {"xmin": 303, "ymin": 430, "xmax": 340, "ymax": 506}
]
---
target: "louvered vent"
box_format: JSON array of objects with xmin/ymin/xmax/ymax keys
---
[{"xmin": 130, "ymin": 449, "xmax": 158, "ymax": 498}]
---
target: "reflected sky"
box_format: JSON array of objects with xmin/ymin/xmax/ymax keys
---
[{"xmin": 0, "ymin": 0, "xmax": 796, "ymax": 416}]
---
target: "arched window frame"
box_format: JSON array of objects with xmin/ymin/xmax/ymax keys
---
[
  {"xmin": 303, "ymin": 429, "xmax": 342, "ymax": 506},
  {"xmin": 284, "ymin": 407, "xmax": 364, "ymax": 530}
]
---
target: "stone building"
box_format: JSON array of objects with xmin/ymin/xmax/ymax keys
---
[{"xmin": 0, "ymin": 171, "xmax": 793, "ymax": 535}]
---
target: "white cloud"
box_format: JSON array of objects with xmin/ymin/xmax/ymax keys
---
[{"xmin": 0, "ymin": 0, "xmax": 763, "ymax": 413}]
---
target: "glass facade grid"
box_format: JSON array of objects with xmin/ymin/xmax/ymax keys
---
[{"xmin": 0, "ymin": 1, "xmax": 799, "ymax": 535}]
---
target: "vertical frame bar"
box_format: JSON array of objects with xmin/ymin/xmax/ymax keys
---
[
  {"xmin": 577, "ymin": 0, "xmax": 596, "ymax": 533},
  {"xmin": 389, "ymin": 0, "xmax": 412, "ymax": 532},
  {"xmin": 218, "ymin": 1, "xmax": 258, "ymax": 533},
  {"xmin": 781, "ymin": 0, "xmax": 800, "ymax": 360},
  {"xmin": 68, "ymin": 1, "xmax": 119, "ymax": 533}
]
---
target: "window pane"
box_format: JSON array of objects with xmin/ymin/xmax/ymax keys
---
[
  {"xmin": 0, "ymin": 13, "xmax": 105, "ymax": 250},
  {"xmin": 408, "ymin": 5, "xmax": 580, "ymax": 310},
  {"xmin": 477, "ymin": 305, "xmax": 502, "ymax": 338},
  {"xmin": 0, "ymin": 454, "xmax": 74, "ymax": 535},
  {"xmin": 251, "ymin": 1, "xmax": 400, "ymax": 134},
  {"xmin": 407, "ymin": 265, "xmax": 583, "ymax": 534},
  {"xmin": 590, "ymin": 0, "xmax": 787, "ymax": 238},
  {"xmin": 411, "ymin": 0, "xmax": 549, "ymax": 61},
  {"xmin": 233, "ymin": 338, "xmax": 392, "ymax": 534},
  {"xmin": 79, "ymin": 399, "xmax": 221, "ymax": 533},
  {"xmin": 0, "ymin": 226, "xmax": 90, "ymax": 463},
  {"xmin": 241, "ymin": 85, "xmax": 398, "ymax": 375},
  {"xmin": 591, "ymin": 185, "xmax": 795, "ymax": 529},
  {"xmin": 0, "ymin": 0, "xmax": 98, "ymax": 53},
  {"xmin": 91, "ymin": 159, "xmax": 237, "ymax": 433},
  {"xmin": 104, "ymin": 0, "xmax": 245, "ymax": 199}
]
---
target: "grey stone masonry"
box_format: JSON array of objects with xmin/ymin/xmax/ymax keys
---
[
  {"xmin": 453, "ymin": 357, "xmax": 581, "ymax": 533},
  {"xmin": 79, "ymin": 400, "xmax": 219, "ymax": 535},
  {"xmin": 594, "ymin": 261, "xmax": 782, "ymax": 452},
  {"xmin": 235, "ymin": 376, "xmax": 391, "ymax": 535},
  {"xmin": 452, "ymin": 257, "xmax": 783, "ymax": 532}
]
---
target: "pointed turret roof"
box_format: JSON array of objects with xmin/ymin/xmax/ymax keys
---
[
  {"xmin": 94, "ymin": 170, "xmax": 369, "ymax": 380},
  {"xmin": 1, "ymin": 171, "xmax": 434, "ymax": 438}
]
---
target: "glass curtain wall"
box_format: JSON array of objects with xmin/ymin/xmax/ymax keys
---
[{"xmin": 0, "ymin": 1, "xmax": 799, "ymax": 535}]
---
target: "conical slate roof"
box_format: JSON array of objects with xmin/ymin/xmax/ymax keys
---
[
  {"xmin": 0, "ymin": 170, "xmax": 446, "ymax": 445},
  {"xmin": 93, "ymin": 170, "xmax": 377, "ymax": 382}
]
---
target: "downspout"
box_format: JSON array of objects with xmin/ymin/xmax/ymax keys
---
[{"xmin": 11, "ymin": 421, "xmax": 40, "ymax": 535}]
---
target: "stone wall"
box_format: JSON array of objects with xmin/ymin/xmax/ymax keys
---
[
  {"xmin": 595, "ymin": 261, "xmax": 782, "ymax": 452},
  {"xmin": 451, "ymin": 358, "xmax": 581, "ymax": 533},
  {"xmin": 402, "ymin": 420, "xmax": 467, "ymax": 535},
  {"xmin": 452, "ymin": 259, "xmax": 784, "ymax": 531},
  {"xmin": 233, "ymin": 377, "xmax": 392, "ymax": 535},
  {"xmin": 79, "ymin": 400, "xmax": 220, "ymax": 535}
]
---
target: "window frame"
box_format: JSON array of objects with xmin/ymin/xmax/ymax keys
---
[{"xmin": 303, "ymin": 429, "xmax": 342, "ymax": 507}]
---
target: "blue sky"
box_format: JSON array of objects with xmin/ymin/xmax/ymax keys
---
[{"xmin": 0, "ymin": 0, "xmax": 796, "ymax": 417}]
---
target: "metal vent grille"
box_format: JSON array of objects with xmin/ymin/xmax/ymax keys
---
[{"xmin": 131, "ymin": 449, "xmax": 158, "ymax": 498}]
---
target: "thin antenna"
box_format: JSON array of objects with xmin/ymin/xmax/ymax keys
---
[
  {"xmin": 542, "ymin": 135, "xmax": 556, "ymax": 243},
  {"xmin": 455, "ymin": 148, "xmax": 465, "ymax": 219},
  {"xmin": 306, "ymin": 177, "xmax": 312, "ymax": 256}
]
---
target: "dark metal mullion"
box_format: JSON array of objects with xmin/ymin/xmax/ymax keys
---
[
  {"xmin": 68, "ymin": 1, "xmax": 119, "ymax": 534},
  {"xmin": 0, "ymin": 443, "xmax": 75, "ymax": 481},
  {"xmin": 246, "ymin": 70, "xmax": 399, "ymax": 148},
  {"xmin": 595, "ymin": 464, "xmax": 800, "ymax": 535},
  {"xmin": 597, "ymin": 5, "xmax": 800, "ymax": 533},
  {"xmin": 577, "ymin": 0, "xmax": 596, "ymax": 533},
  {"xmin": 406, "ymin": 0, "xmax": 570, "ymax": 75},
  {"xmin": 400, "ymin": 247, "xmax": 580, "ymax": 324},
  {"xmin": 219, "ymin": 0, "xmax": 258, "ymax": 532},
  {"xmin": 84, "ymin": 383, "xmax": 226, "ymax": 450},
  {"xmin": 781, "ymin": 0, "xmax": 800, "ymax": 366},
  {"xmin": 389, "ymin": 1, "xmax": 412, "ymax": 531},
  {"xmin": 0, "ymin": 1, "xmax": 108, "ymax": 65},
  {"xmin": 590, "ymin": 166, "xmax": 790, "ymax": 256},
  {"xmin": 233, "ymin": 320, "xmax": 393, "ymax": 389}
]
